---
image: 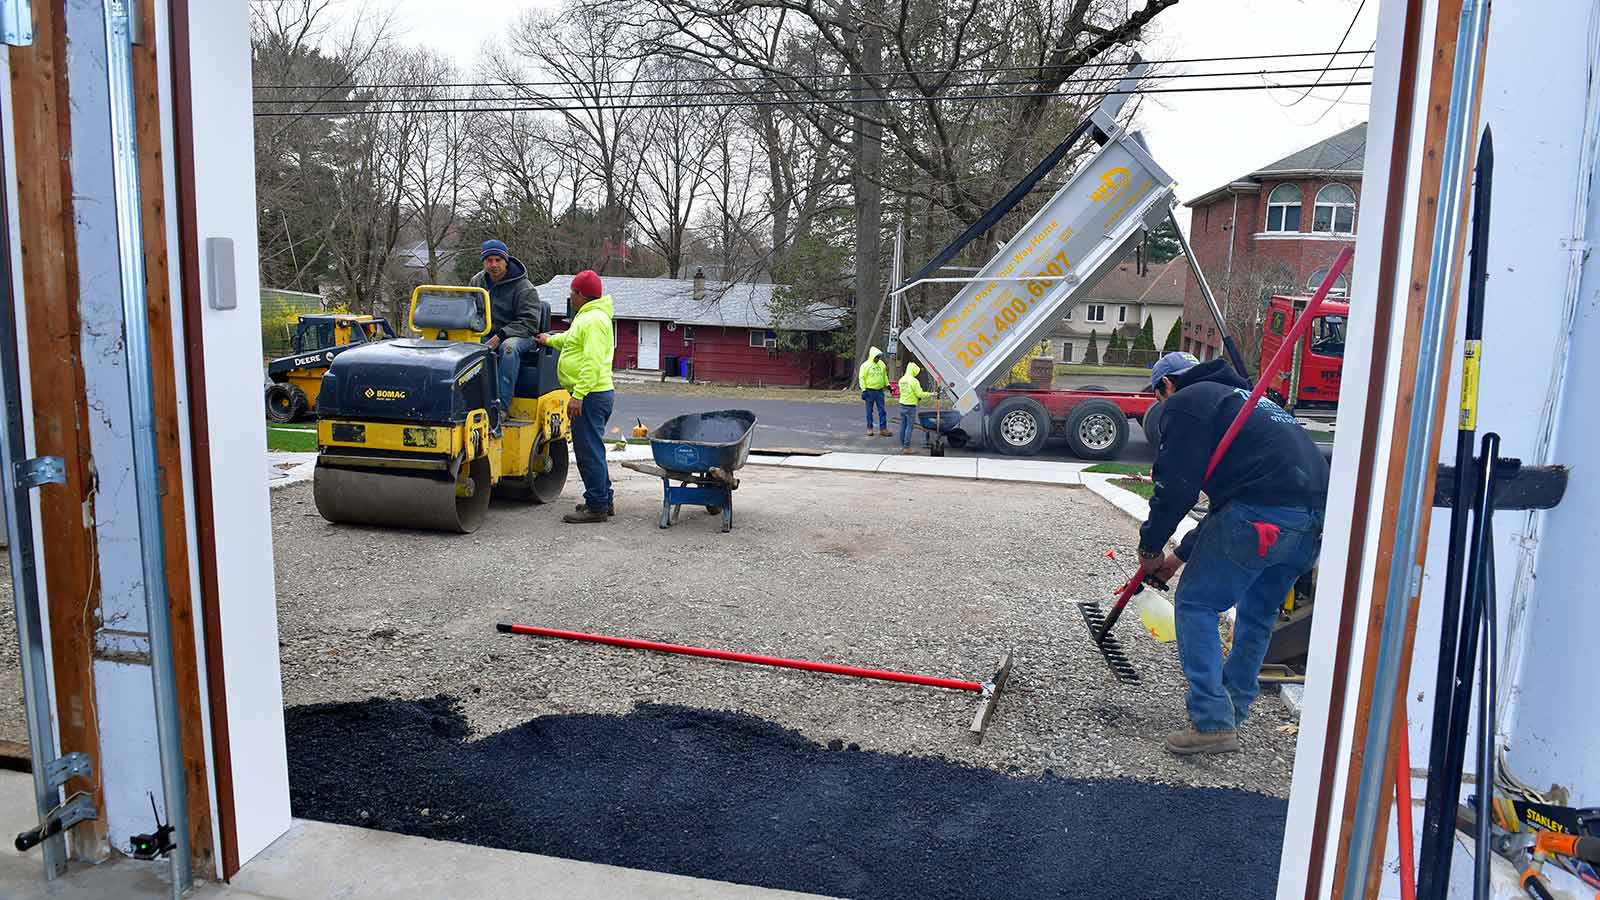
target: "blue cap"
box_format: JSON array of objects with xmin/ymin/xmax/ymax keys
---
[
  {"xmin": 480, "ymin": 239, "xmax": 509, "ymax": 261},
  {"xmin": 1149, "ymin": 351, "xmax": 1200, "ymax": 391}
]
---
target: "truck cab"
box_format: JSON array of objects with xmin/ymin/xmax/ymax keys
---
[{"xmin": 1260, "ymin": 294, "xmax": 1348, "ymax": 409}]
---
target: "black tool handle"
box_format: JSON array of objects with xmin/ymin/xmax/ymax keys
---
[
  {"xmin": 14, "ymin": 815, "xmax": 65, "ymax": 852},
  {"xmin": 1520, "ymin": 870, "xmax": 1556, "ymax": 900}
]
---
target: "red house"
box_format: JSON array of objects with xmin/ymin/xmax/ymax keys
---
[
  {"xmin": 1180, "ymin": 122, "xmax": 1363, "ymax": 361},
  {"xmin": 538, "ymin": 272, "xmax": 847, "ymax": 387}
]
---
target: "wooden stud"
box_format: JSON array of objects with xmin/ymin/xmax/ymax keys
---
[
  {"xmin": 131, "ymin": 0, "xmax": 215, "ymax": 875},
  {"xmin": 7, "ymin": 0, "xmax": 109, "ymax": 859}
]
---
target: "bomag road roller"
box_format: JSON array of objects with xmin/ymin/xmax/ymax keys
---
[{"xmin": 311, "ymin": 284, "xmax": 571, "ymax": 533}]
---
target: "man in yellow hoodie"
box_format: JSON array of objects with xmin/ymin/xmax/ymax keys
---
[
  {"xmin": 858, "ymin": 346, "xmax": 891, "ymax": 436},
  {"xmin": 536, "ymin": 270, "xmax": 616, "ymax": 523},
  {"xmin": 896, "ymin": 362, "xmax": 935, "ymax": 455}
]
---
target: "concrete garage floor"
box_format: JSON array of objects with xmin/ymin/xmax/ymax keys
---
[
  {"xmin": 0, "ymin": 771, "xmax": 833, "ymax": 899},
  {"xmin": 269, "ymin": 464, "xmax": 1298, "ymax": 899}
]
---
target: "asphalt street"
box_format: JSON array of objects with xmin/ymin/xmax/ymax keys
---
[{"xmin": 609, "ymin": 390, "xmax": 1156, "ymax": 464}]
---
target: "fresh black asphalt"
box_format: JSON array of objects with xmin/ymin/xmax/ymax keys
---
[
  {"xmin": 611, "ymin": 392, "xmax": 1156, "ymax": 464},
  {"xmin": 287, "ymin": 698, "xmax": 1284, "ymax": 900}
]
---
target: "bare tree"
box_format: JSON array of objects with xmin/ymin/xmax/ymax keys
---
[
  {"xmin": 492, "ymin": 6, "xmax": 651, "ymax": 251},
  {"xmin": 324, "ymin": 47, "xmax": 428, "ymax": 322},
  {"xmin": 628, "ymin": 64, "xmax": 723, "ymax": 278},
  {"xmin": 251, "ymin": 0, "xmax": 399, "ymax": 293},
  {"xmin": 404, "ymin": 51, "xmax": 468, "ymax": 281}
]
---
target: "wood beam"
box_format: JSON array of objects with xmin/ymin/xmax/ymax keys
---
[
  {"xmin": 131, "ymin": 0, "xmax": 216, "ymax": 876},
  {"xmin": 6, "ymin": 0, "xmax": 108, "ymax": 859}
]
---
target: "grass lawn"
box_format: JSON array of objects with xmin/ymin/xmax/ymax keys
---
[
  {"xmin": 1054, "ymin": 363, "xmax": 1152, "ymax": 378},
  {"xmin": 1111, "ymin": 477, "xmax": 1154, "ymax": 500},
  {"xmin": 266, "ymin": 424, "xmax": 317, "ymax": 453},
  {"xmin": 1084, "ymin": 461, "xmax": 1152, "ymax": 476}
]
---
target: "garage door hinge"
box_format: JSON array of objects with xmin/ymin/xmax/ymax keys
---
[{"xmin": 0, "ymin": 0, "xmax": 32, "ymax": 47}]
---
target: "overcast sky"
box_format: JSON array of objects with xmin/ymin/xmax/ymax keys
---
[{"xmin": 380, "ymin": 0, "xmax": 1375, "ymax": 228}]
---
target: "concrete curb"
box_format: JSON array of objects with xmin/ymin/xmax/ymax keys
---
[
  {"xmin": 1079, "ymin": 472, "xmax": 1198, "ymax": 549},
  {"xmin": 269, "ymin": 444, "xmax": 1094, "ymax": 491}
]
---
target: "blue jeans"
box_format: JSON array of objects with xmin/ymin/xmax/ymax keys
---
[
  {"xmin": 488, "ymin": 336, "xmax": 534, "ymax": 410},
  {"xmin": 1174, "ymin": 502, "xmax": 1323, "ymax": 732},
  {"xmin": 572, "ymin": 390, "xmax": 615, "ymax": 511},
  {"xmin": 899, "ymin": 406, "xmax": 917, "ymax": 448},
  {"xmin": 863, "ymin": 389, "xmax": 887, "ymax": 429}
]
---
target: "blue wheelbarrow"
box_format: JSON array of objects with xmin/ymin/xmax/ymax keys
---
[
  {"xmin": 621, "ymin": 409, "xmax": 756, "ymax": 533},
  {"xmin": 916, "ymin": 409, "xmax": 963, "ymax": 457}
]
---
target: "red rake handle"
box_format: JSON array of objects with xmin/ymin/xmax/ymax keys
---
[
  {"xmin": 497, "ymin": 622, "xmax": 984, "ymax": 692},
  {"xmin": 1096, "ymin": 246, "xmax": 1354, "ymax": 644}
]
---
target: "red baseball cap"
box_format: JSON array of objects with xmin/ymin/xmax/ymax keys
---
[{"xmin": 572, "ymin": 270, "xmax": 603, "ymax": 300}]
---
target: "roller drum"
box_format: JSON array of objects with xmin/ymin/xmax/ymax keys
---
[{"xmin": 313, "ymin": 457, "xmax": 491, "ymax": 533}]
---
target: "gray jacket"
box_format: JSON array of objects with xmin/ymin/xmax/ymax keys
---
[{"xmin": 468, "ymin": 255, "xmax": 543, "ymax": 340}]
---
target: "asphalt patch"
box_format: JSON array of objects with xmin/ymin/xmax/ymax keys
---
[{"xmin": 286, "ymin": 698, "xmax": 1287, "ymax": 900}]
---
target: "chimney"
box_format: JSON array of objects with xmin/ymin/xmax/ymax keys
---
[{"xmin": 693, "ymin": 268, "xmax": 706, "ymax": 301}]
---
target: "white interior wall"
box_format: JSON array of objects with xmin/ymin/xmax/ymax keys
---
[{"xmin": 182, "ymin": 1, "xmax": 291, "ymax": 866}]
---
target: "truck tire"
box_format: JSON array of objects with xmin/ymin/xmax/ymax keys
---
[
  {"xmin": 265, "ymin": 382, "xmax": 306, "ymax": 423},
  {"xmin": 1064, "ymin": 398, "xmax": 1129, "ymax": 460},
  {"xmin": 989, "ymin": 396, "xmax": 1050, "ymax": 456},
  {"xmin": 1141, "ymin": 400, "xmax": 1166, "ymax": 451},
  {"xmin": 1076, "ymin": 384, "xmax": 1111, "ymax": 392}
]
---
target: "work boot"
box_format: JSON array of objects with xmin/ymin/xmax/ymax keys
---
[
  {"xmin": 866, "ymin": 429, "xmax": 876, "ymax": 436},
  {"xmin": 878, "ymin": 428, "xmax": 892, "ymax": 436},
  {"xmin": 562, "ymin": 507, "xmax": 610, "ymax": 524},
  {"xmin": 900, "ymin": 447, "xmax": 915, "ymax": 455},
  {"xmin": 574, "ymin": 502, "xmax": 615, "ymax": 517},
  {"xmin": 1164, "ymin": 726, "xmax": 1240, "ymax": 756}
]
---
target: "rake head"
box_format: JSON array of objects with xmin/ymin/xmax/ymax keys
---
[{"xmin": 1078, "ymin": 601, "xmax": 1140, "ymax": 684}]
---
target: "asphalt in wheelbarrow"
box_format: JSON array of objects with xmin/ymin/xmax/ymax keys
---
[{"xmin": 286, "ymin": 697, "xmax": 1286, "ymax": 900}]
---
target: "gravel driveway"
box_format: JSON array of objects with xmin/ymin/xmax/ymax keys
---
[{"xmin": 272, "ymin": 463, "xmax": 1297, "ymax": 795}]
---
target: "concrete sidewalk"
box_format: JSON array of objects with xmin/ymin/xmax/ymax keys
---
[
  {"xmin": 0, "ymin": 773, "xmax": 832, "ymax": 900},
  {"xmin": 270, "ymin": 443, "xmax": 1094, "ymax": 491}
]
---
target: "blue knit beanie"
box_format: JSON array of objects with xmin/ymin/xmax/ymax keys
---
[{"xmin": 480, "ymin": 239, "xmax": 509, "ymax": 261}]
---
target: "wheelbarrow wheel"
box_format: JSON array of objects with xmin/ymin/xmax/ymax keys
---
[{"xmin": 705, "ymin": 505, "xmax": 723, "ymax": 515}]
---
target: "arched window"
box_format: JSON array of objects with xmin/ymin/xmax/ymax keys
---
[
  {"xmin": 1306, "ymin": 265, "xmax": 1352, "ymax": 297},
  {"xmin": 1313, "ymin": 184, "xmax": 1357, "ymax": 234},
  {"xmin": 1265, "ymin": 183, "xmax": 1302, "ymax": 232}
]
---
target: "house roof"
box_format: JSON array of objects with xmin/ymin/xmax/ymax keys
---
[
  {"xmin": 1186, "ymin": 122, "xmax": 1367, "ymax": 207},
  {"xmin": 537, "ymin": 275, "xmax": 845, "ymax": 332},
  {"xmin": 397, "ymin": 239, "xmax": 460, "ymax": 270},
  {"xmin": 1082, "ymin": 255, "xmax": 1189, "ymax": 306}
]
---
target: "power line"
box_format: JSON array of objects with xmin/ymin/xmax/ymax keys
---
[
  {"xmin": 252, "ymin": 48, "xmax": 1379, "ymax": 93},
  {"xmin": 1284, "ymin": 0, "xmax": 1369, "ymax": 107},
  {"xmin": 252, "ymin": 64, "xmax": 1373, "ymax": 106},
  {"xmin": 253, "ymin": 80, "xmax": 1374, "ymax": 118}
]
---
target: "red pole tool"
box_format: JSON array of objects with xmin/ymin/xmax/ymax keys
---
[
  {"xmin": 1092, "ymin": 245, "xmax": 1354, "ymax": 648},
  {"xmin": 497, "ymin": 622, "xmax": 983, "ymax": 692}
]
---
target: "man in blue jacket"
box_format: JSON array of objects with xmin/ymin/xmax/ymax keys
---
[
  {"xmin": 1136, "ymin": 352, "xmax": 1329, "ymax": 756},
  {"xmin": 468, "ymin": 239, "xmax": 546, "ymax": 412}
]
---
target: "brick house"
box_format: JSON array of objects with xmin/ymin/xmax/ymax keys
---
[
  {"xmin": 1180, "ymin": 122, "xmax": 1364, "ymax": 361},
  {"xmin": 539, "ymin": 272, "xmax": 847, "ymax": 387},
  {"xmin": 1045, "ymin": 254, "xmax": 1188, "ymax": 364}
]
